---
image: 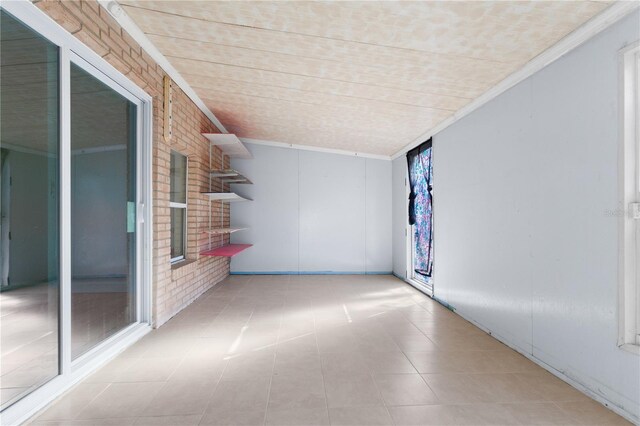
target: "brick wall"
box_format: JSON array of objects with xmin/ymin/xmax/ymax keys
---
[{"xmin": 34, "ymin": 0, "xmax": 231, "ymax": 327}]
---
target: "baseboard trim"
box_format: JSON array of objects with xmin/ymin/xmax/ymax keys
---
[{"xmin": 230, "ymin": 271, "xmax": 393, "ymax": 275}]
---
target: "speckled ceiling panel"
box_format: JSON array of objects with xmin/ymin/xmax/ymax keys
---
[{"xmin": 120, "ymin": 0, "xmax": 611, "ymax": 156}]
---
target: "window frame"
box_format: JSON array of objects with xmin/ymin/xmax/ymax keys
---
[
  {"xmin": 618, "ymin": 41, "xmax": 640, "ymax": 354},
  {"xmin": 170, "ymin": 150, "xmax": 188, "ymax": 264}
]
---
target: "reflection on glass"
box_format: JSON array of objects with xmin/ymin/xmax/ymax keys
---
[
  {"xmin": 171, "ymin": 208, "xmax": 185, "ymax": 259},
  {"xmin": 70, "ymin": 63, "xmax": 137, "ymax": 359},
  {"xmin": 0, "ymin": 10, "xmax": 60, "ymax": 409},
  {"xmin": 170, "ymin": 151, "xmax": 186, "ymax": 204}
]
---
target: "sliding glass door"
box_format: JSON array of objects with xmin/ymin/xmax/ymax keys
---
[
  {"xmin": 69, "ymin": 63, "xmax": 138, "ymax": 359},
  {"xmin": 0, "ymin": 10, "xmax": 60, "ymax": 410},
  {"xmin": 0, "ymin": 3, "xmax": 151, "ymax": 421}
]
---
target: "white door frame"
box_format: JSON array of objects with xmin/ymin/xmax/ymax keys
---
[
  {"xmin": 0, "ymin": 1, "xmax": 153, "ymax": 424},
  {"xmin": 618, "ymin": 41, "xmax": 640, "ymax": 354}
]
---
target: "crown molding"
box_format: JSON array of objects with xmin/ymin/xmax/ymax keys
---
[
  {"xmin": 97, "ymin": 0, "xmax": 228, "ymax": 134},
  {"xmin": 240, "ymin": 138, "xmax": 391, "ymax": 161}
]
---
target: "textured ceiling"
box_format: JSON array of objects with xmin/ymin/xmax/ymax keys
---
[{"xmin": 120, "ymin": 1, "xmax": 612, "ymax": 156}]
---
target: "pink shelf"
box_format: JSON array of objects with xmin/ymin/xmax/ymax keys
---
[{"xmin": 200, "ymin": 244, "xmax": 252, "ymax": 257}]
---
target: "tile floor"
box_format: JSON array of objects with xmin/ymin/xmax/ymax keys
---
[{"xmin": 28, "ymin": 275, "xmax": 630, "ymax": 425}]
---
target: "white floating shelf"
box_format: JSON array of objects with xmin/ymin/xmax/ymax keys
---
[
  {"xmin": 204, "ymin": 227, "xmax": 247, "ymax": 235},
  {"xmin": 202, "ymin": 133, "xmax": 252, "ymax": 159},
  {"xmin": 210, "ymin": 169, "xmax": 252, "ymax": 184},
  {"xmin": 201, "ymin": 192, "xmax": 251, "ymax": 202}
]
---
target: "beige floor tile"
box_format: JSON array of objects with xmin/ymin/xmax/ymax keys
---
[
  {"xmin": 320, "ymin": 352, "xmax": 368, "ymax": 378},
  {"xmin": 417, "ymin": 318, "xmax": 485, "ymax": 336},
  {"xmin": 221, "ymin": 353, "xmax": 275, "ymax": 380},
  {"xmin": 35, "ymin": 382, "xmax": 109, "ymax": 421},
  {"xmin": 208, "ymin": 378, "xmax": 271, "ymax": 411},
  {"xmin": 373, "ymin": 374, "xmax": 439, "ymax": 406},
  {"xmin": 468, "ymin": 373, "xmax": 547, "ymax": 403},
  {"xmin": 154, "ymin": 321, "xmax": 211, "ymax": 340},
  {"xmin": 401, "ymin": 309, "xmax": 435, "ymax": 322},
  {"xmin": 500, "ymin": 402, "xmax": 576, "ymax": 425},
  {"xmin": 354, "ymin": 333, "xmax": 401, "ymax": 353},
  {"xmin": 387, "ymin": 405, "xmax": 460, "ymax": 425},
  {"xmin": 32, "ymin": 418, "xmax": 137, "ymax": 425},
  {"xmin": 200, "ymin": 407, "xmax": 266, "ymax": 425},
  {"xmin": 316, "ymin": 330, "xmax": 360, "ymax": 353},
  {"xmin": 266, "ymin": 407, "xmax": 330, "ymax": 425},
  {"xmin": 555, "ymin": 401, "xmax": 633, "ymax": 425},
  {"xmin": 421, "ymin": 373, "xmax": 494, "ymax": 404},
  {"xmin": 391, "ymin": 333, "xmax": 438, "ymax": 352},
  {"xmin": 378, "ymin": 321, "xmax": 422, "ymax": 335},
  {"xmin": 273, "ymin": 352, "xmax": 323, "ymax": 377},
  {"xmin": 328, "ymin": 406, "xmax": 393, "ymax": 426},
  {"xmin": 187, "ymin": 339, "xmax": 235, "ymax": 359},
  {"xmin": 429, "ymin": 333, "xmax": 506, "ymax": 351},
  {"xmin": 168, "ymin": 356, "xmax": 227, "ymax": 383},
  {"xmin": 142, "ymin": 379, "xmax": 217, "ymax": 416},
  {"xmin": 405, "ymin": 350, "xmax": 465, "ymax": 374},
  {"xmin": 512, "ymin": 370, "xmax": 589, "ymax": 402},
  {"xmin": 84, "ymin": 357, "xmax": 137, "ymax": 383},
  {"xmin": 276, "ymin": 333, "xmax": 318, "ymax": 354},
  {"xmin": 453, "ymin": 403, "xmax": 519, "ymax": 425},
  {"xmin": 116, "ymin": 357, "xmax": 182, "ymax": 383},
  {"xmin": 360, "ymin": 351, "xmax": 417, "ymax": 374},
  {"xmin": 75, "ymin": 382, "xmax": 163, "ymax": 419},
  {"xmin": 277, "ymin": 321, "xmax": 315, "ymax": 341},
  {"xmin": 407, "ymin": 348, "xmax": 543, "ymax": 375},
  {"xmin": 235, "ymin": 331, "xmax": 279, "ymax": 354},
  {"xmin": 324, "ymin": 374, "xmax": 384, "ymax": 408},
  {"xmin": 136, "ymin": 337, "xmax": 197, "ymax": 359},
  {"xmin": 86, "ymin": 356, "xmax": 180, "ymax": 383},
  {"xmin": 483, "ymin": 349, "xmax": 542, "ymax": 373},
  {"xmin": 133, "ymin": 414, "xmax": 203, "ymax": 425},
  {"xmin": 268, "ymin": 373, "xmax": 326, "ymax": 411}
]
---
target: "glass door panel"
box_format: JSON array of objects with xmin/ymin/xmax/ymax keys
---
[
  {"xmin": 70, "ymin": 63, "xmax": 137, "ymax": 359},
  {"xmin": 0, "ymin": 10, "xmax": 60, "ymax": 409}
]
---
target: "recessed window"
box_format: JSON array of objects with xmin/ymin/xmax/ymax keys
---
[
  {"xmin": 170, "ymin": 151, "xmax": 187, "ymax": 263},
  {"xmin": 619, "ymin": 42, "xmax": 639, "ymax": 351}
]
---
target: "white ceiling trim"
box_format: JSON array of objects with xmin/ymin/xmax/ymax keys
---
[
  {"xmin": 97, "ymin": 0, "xmax": 229, "ymax": 134},
  {"xmin": 390, "ymin": 1, "xmax": 640, "ymax": 160},
  {"xmin": 240, "ymin": 138, "xmax": 391, "ymax": 161}
]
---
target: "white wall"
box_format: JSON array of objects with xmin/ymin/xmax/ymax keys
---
[
  {"xmin": 230, "ymin": 143, "xmax": 392, "ymax": 274},
  {"xmin": 431, "ymin": 11, "xmax": 640, "ymax": 421},
  {"xmin": 391, "ymin": 156, "xmax": 407, "ymax": 278}
]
